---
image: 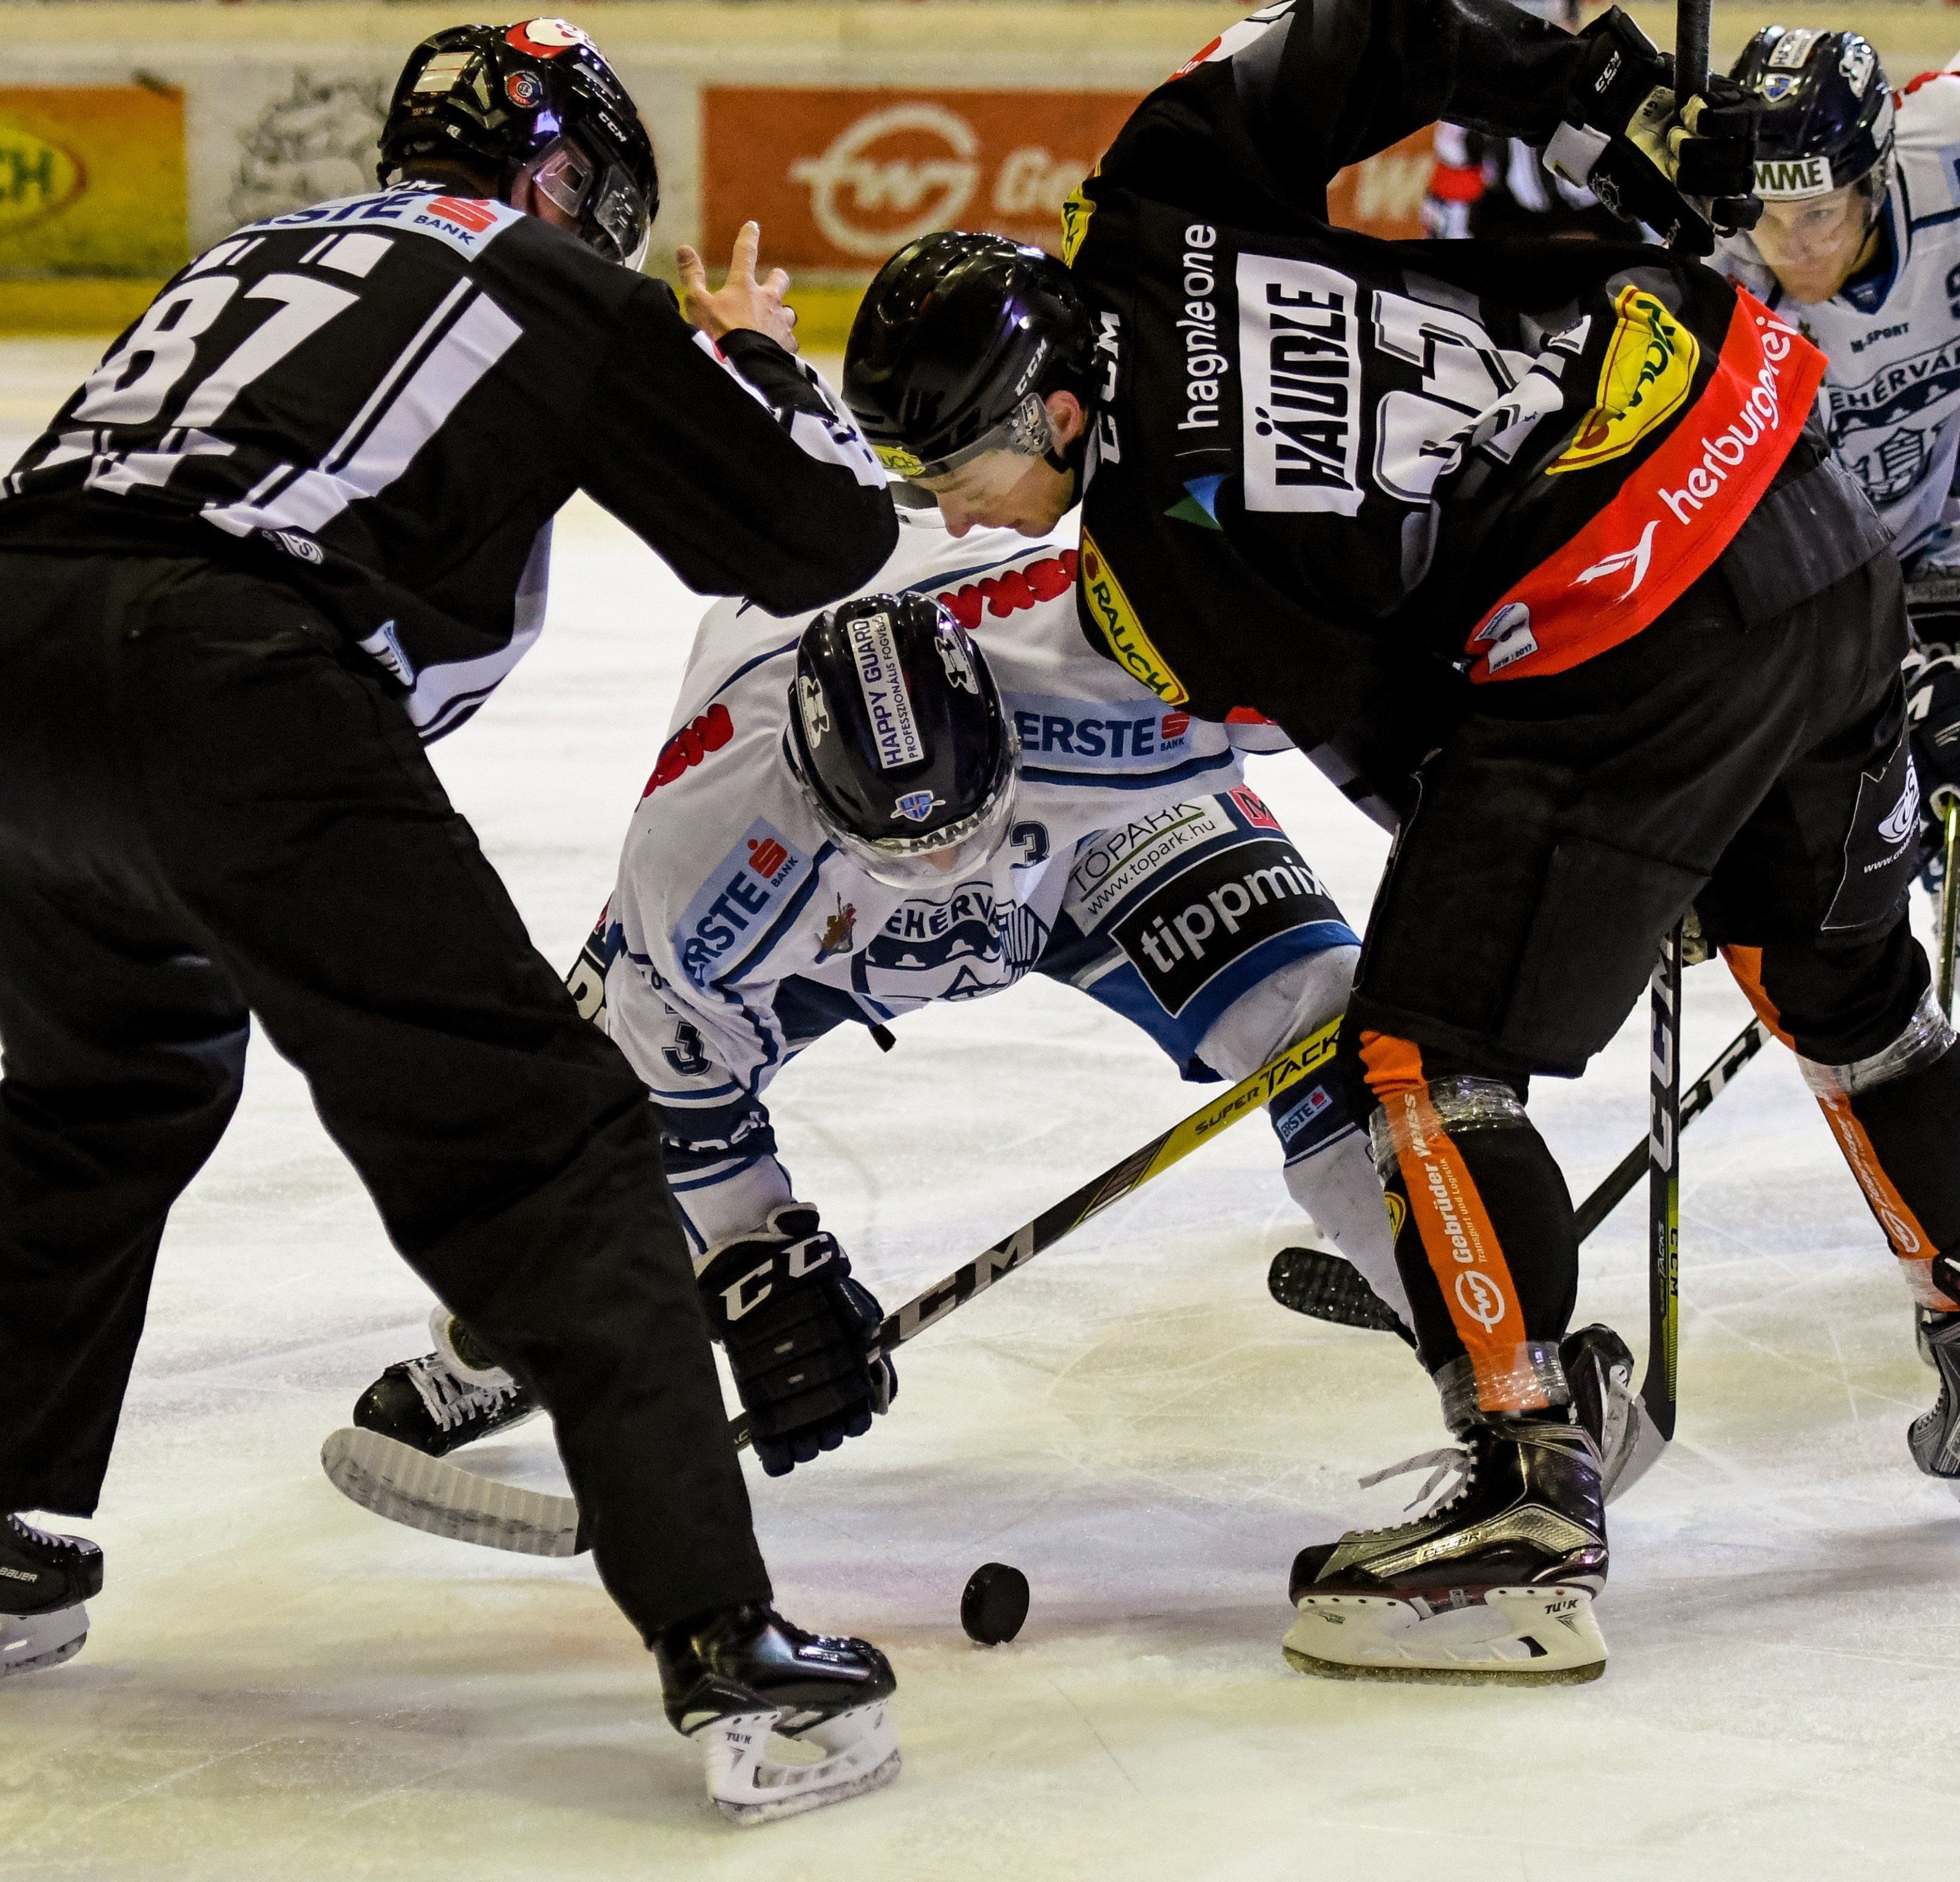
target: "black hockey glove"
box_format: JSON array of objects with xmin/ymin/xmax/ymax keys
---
[
  {"xmin": 1907, "ymin": 646, "xmax": 1960, "ymax": 806},
  {"xmin": 696, "ymin": 1202, "xmax": 895, "ymax": 1478},
  {"xmin": 1545, "ymin": 7, "xmax": 1762, "ymax": 257}
]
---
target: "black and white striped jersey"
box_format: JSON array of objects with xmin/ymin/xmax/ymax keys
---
[{"xmin": 0, "ymin": 185, "xmax": 897, "ymax": 739}]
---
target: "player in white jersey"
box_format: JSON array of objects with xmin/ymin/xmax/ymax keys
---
[
  {"xmin": 1717, "ymin": 30, "xmax": 1960, "ymax": 583},
  {"xmin": 348, "ymin": 514, "xmax": 1404, "ymax": 1480}
]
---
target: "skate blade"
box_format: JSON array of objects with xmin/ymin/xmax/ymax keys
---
[
  {"xmin": 704, "ymin": 1701, "xmax": 902, "ymax": 1826},
  {"xmin": 320, "ymin": 1427, "xmax": 582, "ymax": 1558},
  {"xmin": 0, "ymin": 1603, "xmax": 88, "ymax": 1679},
  {"xmin": 1283, "ymin": 1587, "xmax": 1606, "ymax": 1685}
]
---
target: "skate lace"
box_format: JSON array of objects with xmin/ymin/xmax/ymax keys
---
[
  {"xmin": 3, "ymin": 1514, "xmax": 85, "ymax": 1557},
  {"xmin": 1354, "ymin": 1445, "xmax": 1476, "ymax": 1520},
  {"xmin": 405, "ymin": 1354, "xmax": 519, "ymax": 1433}
]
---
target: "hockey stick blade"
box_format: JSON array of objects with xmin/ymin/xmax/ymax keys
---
[
  {"xmin": 320, "ymin": 1426, "xmax": 585, "ymax": 1557},
  {"xmin": 333, "ymin": 1024, "xmax": 1340, "ymax": 1555}
]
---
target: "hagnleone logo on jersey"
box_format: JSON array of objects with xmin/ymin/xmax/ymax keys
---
[
  {"xmin": 1078, "ymin": 532, "xmax": 1188, "ymax": 705},
  {"xmin": 1550, "ymin": 287, "xmax": 1700, "ymax": 475},
  {"xmin": 1755, "ymin": 155, "xmax": 1833, "ymax": 199},
  {"xmin": 847, "ymin": 610, "xmax": 924, "ymax": 769}
]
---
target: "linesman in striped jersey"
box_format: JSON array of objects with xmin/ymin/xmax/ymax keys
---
[{"xmin": 0, "ymin": 19, "xmax": 903, "ymax": 1826}]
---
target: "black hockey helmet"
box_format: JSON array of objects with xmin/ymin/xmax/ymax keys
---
[
  {"xmin": 378, "ymin": 20, "xmax": 658, "ymax": 268},
  {"xmin": 842, "ymin": 232, "xmax": 1096, "ymax": 487},
  {"xmin": 785, "ymin": 591, "xmax": 1019, "ymax": 890},
  {"xmin": 1732, "ymin": 26, "xmax": 1894, "ymax": 204}
]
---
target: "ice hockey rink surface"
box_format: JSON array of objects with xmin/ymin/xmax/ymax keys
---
[{"xmin": 2, "ymin": 338, "xmax": 1958, "ymax": 1882}]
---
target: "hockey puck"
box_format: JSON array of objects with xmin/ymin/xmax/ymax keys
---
[{"xmin": 960, "ymin": 1562, "xmax": 1029, "ymax": 1646}]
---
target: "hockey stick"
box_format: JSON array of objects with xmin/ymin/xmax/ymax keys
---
[
  {"xmin": 1641, "ymin": 924, "xmax": 1684, "ymax": 1440},
  {"xmin": 1270, "ymin": 1011, "xmax": 1774, "ymax": 1322},
  {"xmin": 1939, "ymin": 795, "xmax": 1959, "ymax": 1021},
  {"xmin": 1675, "ymin": 0, "xmax": 1710, "ymax": 102},
  {"xmin": 323, "ymin": 1021, "xmax": 1341, "ymax": 1557}
]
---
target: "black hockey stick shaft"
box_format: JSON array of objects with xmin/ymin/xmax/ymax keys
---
[
  {"xmin": 1676, "ymin": 0, "xmax": 1711, "ymax": 99},
  {"xmin": 1641, "ymin": 926, "xmax": 1684, "ymax": 1438},
  {"xmin": 1570, "ymin": 1013, "xmax": 1771, "ymax": 1243},
  {"xmin": 1940, "ymin": 796, "xmax": 1959, "ymax": 1021}
]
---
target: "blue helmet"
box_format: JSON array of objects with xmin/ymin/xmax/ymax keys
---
[{"xmin": 1731, "ymin": 26, "xmax": 1894, "ymax": 205}]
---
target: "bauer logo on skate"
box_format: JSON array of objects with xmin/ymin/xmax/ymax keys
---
[{"xmin": 673, "ymin": 819, "xmax": 811, "ymax": 986}]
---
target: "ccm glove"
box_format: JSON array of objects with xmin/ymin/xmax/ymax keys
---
[
  {"xmin": 1545, "ymin": 7, "xmax": 1762, "ymax": 256},
  {"xmin": 696, "ymin": 1202, "xmax": 895, "ymax": 1477}
]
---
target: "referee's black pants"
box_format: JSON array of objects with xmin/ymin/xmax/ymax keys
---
[
  {"xmin": 1340, "ymin": 548, "xmax": 1960, "ymax": 1426},
  {"xmin": 0, "ymin": 551, "xmax": 770, "ymax": 1640}
]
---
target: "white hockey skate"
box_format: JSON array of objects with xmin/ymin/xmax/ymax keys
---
[
  {"xmin": 1286, "ymin": 1415, "xmax": 1608, "ymax": 1684},
  {"xmin": 657, "ymin": 1603, "xmax": 900, "ymax": 1825},
  {"xmin": 0, "ymin": 1515, "xmax": 102, "ymax": 1679}
]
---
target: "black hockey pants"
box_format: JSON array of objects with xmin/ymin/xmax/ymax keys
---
[
  {"xmin": 0, "ymin": 552, "xmax": 771, "ymax": 1640},
  {"xmin": 1342, "ymin": 549, "xmax": 1960, "ymax": 1423}
]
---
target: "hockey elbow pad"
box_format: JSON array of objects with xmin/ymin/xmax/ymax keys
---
[
  {"xmin": 1544, "ymin": 7, "xmax": 1761, "ymax": 255},
  {"xmin": 696, "ymin": 1203, "xmax": 897, "ymax": 1478}
]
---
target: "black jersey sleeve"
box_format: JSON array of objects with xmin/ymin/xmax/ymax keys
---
[
  {"xmin": 575, "ymin": 280, "xmax": 897, "ymax": 616},
  {"xmin": 1104, "ymin": 0, "xmax": 1587, "ymax": 220}
]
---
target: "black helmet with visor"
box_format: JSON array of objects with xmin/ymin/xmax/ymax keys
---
[
  {"xmin": 842, "ymin": 232, "xmax": 1097, "ymax": 502},
  {"xmin": 379, "ymin": 19, "xmax": 659, "ymax": 269}
]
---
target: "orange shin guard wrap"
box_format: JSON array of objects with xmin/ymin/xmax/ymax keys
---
[{"xmin": 1360, "ymin": 1033, "xmax": 1559, "ymax": 1416}]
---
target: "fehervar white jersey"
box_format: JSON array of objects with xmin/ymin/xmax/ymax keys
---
[
  {"xmin": 601, "ymin": 514, "xmax": 1293, "ymax": 1121},
  {"xmin": 1716, "ymin": 66, "xmax": 1960, "ymax": 570}
]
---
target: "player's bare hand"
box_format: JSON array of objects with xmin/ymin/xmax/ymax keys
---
[{"xmin": 676, "ymin": 222, "xmax": 799, "ymax": 353}]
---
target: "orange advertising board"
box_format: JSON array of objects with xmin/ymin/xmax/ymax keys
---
[
  {"xmin": 704, "ymin": 86, "xmax": 1437, "ymax": 272},
  {"xmin": 0, "ymin": 86, "xmax": 187, "ymax": 278},
  {"xmin": 703, "ymin": 87, "xmax": 1137, "ymax": 270}
]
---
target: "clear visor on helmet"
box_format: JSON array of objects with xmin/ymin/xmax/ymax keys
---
[
  {"xmin": 791, "ymin": 723, "xmax": 1021, "ymax": 892},
  {"xmin": 527, "ymin": 138, "xmax": 650, "ymax": 270},
  {"xmin": 872, "ymin": 393, "xmax": 1055, "ymax": 504},
  {"xmin": 1738, "ymin": 170, "xmax": 1884, "ymax": 298}
]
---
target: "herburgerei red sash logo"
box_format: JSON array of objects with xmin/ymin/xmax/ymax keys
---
[{"xmin": 1464, "ymin": 290, "xmax": 1826, "ymax": 685}]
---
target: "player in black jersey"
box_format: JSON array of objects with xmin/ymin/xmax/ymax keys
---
[
  {"xmin": 0, "ymin": 19, "xmax": 899, "ymax": 1823},
  {"xmin": 844, "ymin": 0, "xmax": 1960, "ymax": 1684}
]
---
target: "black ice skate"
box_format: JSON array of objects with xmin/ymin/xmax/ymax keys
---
[
  {"xmin": 1285, "ymin": 1413, "xmax": 1608, "ymax": 1684},
  {"xmin": 655, "ymin": 1603, "xmax": 900, "ymax": 1825},
  {"xmin": 1909, "ymin": 1311, "xmax": 1960, "ymax": 1482},
  {"xmin": 352, "ymin": 1351, "xmax": 538, "ymax": 1459},
  {"xmin": 1562, "ymin": 1324, "xmax": 1664, "ymax": 1504},
  {"xmin": 0, "ymin": 1514, "xmax": 103, "ymax": 1679}
]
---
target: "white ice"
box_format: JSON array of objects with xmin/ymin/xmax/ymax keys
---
[{"xmin": 2, "ymin": 339, "xmax": 1959, "ymax": 1882}]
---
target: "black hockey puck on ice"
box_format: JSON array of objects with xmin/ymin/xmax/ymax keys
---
[{"xmin": 960, "ymin": 1562, "xmax": 1029, "ymax": 1645}]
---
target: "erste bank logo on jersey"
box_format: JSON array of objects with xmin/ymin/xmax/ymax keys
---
[
  {"xmin": 236, "ymin": 187, "xmax": 524, "ymax": 260},
  {"xmin": 673, "ymin": 818, "xmax": 811, "ymax": 986}
]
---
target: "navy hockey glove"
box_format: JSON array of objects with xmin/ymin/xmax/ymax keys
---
[
  {"xmin": 696, "ymin": 1203, "xmax": 895, "ymax": 1477},
  {"xmin": 1546, "ymin": 8, "xmax": 1762, "ymax": 256}
]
